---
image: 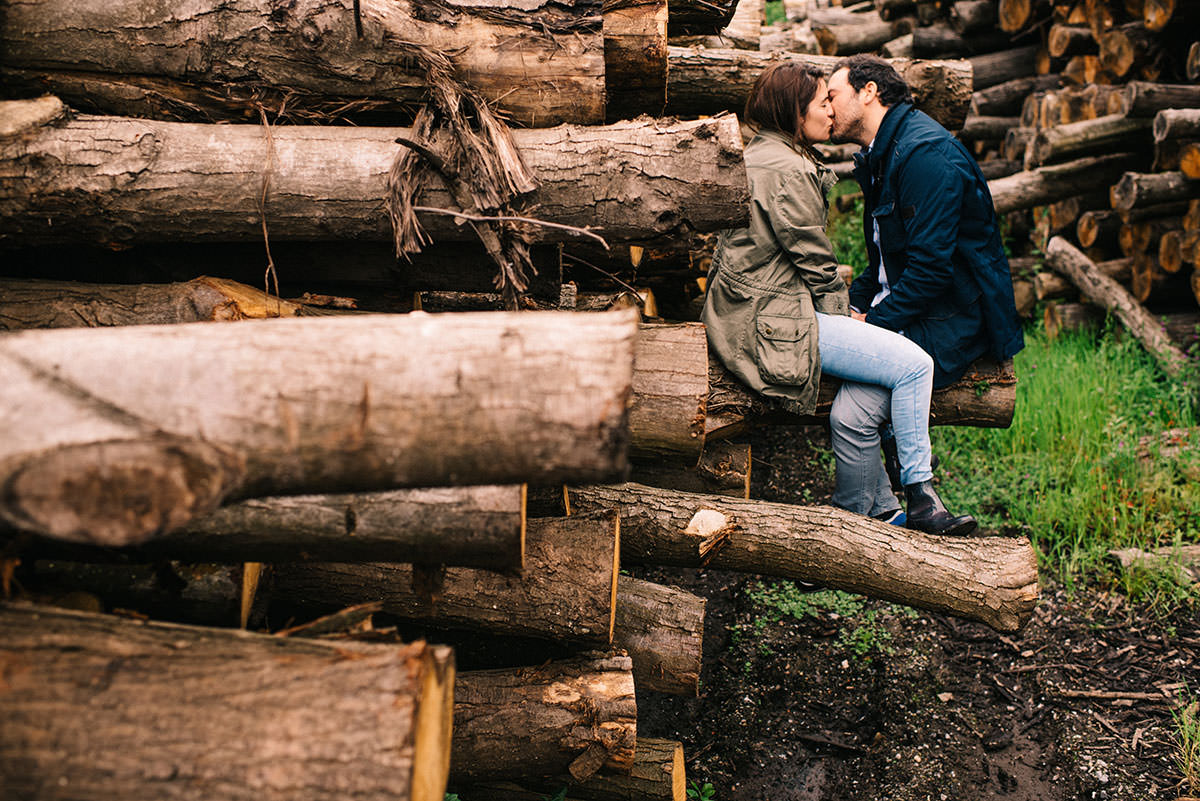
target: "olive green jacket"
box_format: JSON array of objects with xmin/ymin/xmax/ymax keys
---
[{"xmin": 702, "ymin": 129, "xmax": 849, "ymax": 413}]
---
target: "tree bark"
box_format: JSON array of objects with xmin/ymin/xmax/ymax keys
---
[
  {"xmin": 1110, "ymin": 171, "xmax": 1200, "ymax": 211},
  {"xmin": 664, "ymin": 46, "xmax": 974, "ymax": 130},
  {"xmin": 970, "ymin": 74, "xmax": 1062, "ymax": 117},
  {"xmin": 911, "ymin": 23, "xmax": 1010, "ymax": 57},
  {"xmin": 989, "ymin": 152, "xmax": 1136, "ymax": 215},
  {"xmin": 630, "ymin": 323, "xmax": 708, "ymax": 464},
  {"xmin": 0, "ymin": 311, "xmax": 637, "ymax": 546},
  {"xmin": 1025, "ymin": 114, "xmax": 1151, "ymax": 168},
  {"xmin": 631, "ymin": 441, "xmax": 752, "ymax": 498},
  {"xmin": 0, "ymin": 114, "xmax": 749, "ymax": 247},
  {"xmin": 463, "ymin": 738, "xmax": 686, "ymax": 801},
  {"xmin": 1122, "ymin": 82, "xmax": 1200, "ymax": 117},
  {"xmin": 0, "ymin": 276, "xmax": 327, "ymax": 330},
  {"xmin": 0, "ymin": 240, "xmax": 564, "ymax": 302},
  {"xmin": 959, "ymin": 115, "xmax": 1021, "ymax": 142},
  {"xmin": 1154, "ymin": 109, "xmax": 1200, "ymax": 142},
  {"xmin": 704, "ymin": 356, "xmax": 1018, "ymax": 440},
  {"xmin": 814, "ymin": 19, "xmax": 910, "ymax": 56},
  {"xmin": 969, "ymin": 45, "xmax": 1041, "ymax": 90},
  {"xmin": 951, "ymin": 0, "xmax": 999, "ymax": 34},
  {"xmin": 613, "ymin": 575, "xmax": 705, "ymax": 695},
  {"xmin": 0, "ymin": 96, "xmax": 66, "ymax": 138},
  {"xmin": 604, "ymin": 0, "xmax": 668, "ymax": 121},
  {"xmin": 451, "ymin": 655, "xmax": 636, "ymax": 784},
  {"xmin": 0, "ymin": 601, "xmax": 455, "ymax": 801},
  {"xmin": 1188, "ymin": 41, "xmax": 1200, "ymax": 81},
  {"xmin": 1045, "ymin": 236, "xmax": 1192, "ymax": 375},
  {"xmin": 0, "ymin": 0, "xmax": 605, "ymax": 128},
  {"xmin": 667, "ymin": 0, "xmax": 740, "ymax": 35},
  {"xmin": 272, "ymin": 513, "xmax": 620, "ymax": 646},
  {"xmin": 149, "ymin": 486, "xmax": 527, "ymax": 568},
  {"xmin": 563, "ymin": 483, "xmax": 1040, "ymax": 632}
]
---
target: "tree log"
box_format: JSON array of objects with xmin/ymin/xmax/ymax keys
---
[
  {"xmin": 0, "ymin": 241, "xmax": 564, "ymax": 302},
  {"xmin": 1061, "ymin": 54, "xmax": 1102, "ymax": 86},
  {"xmin": 911, "ymin": 23, "xmax": 1011, "ymax": 58},
  {"xmin": 0, "ymin": 311, "xmax": 637, "ymax": 546},
  {"xmin": 1025, "ymin": 113, "xmax": 1151, "ymax": 168},
  {"xmin": 970, "ymin": 74, "xmax": 1062, "ymax": 117},
  {"xmin": 631, "ymin": 441, "xmax": 752, "ymax": 498},
  {"xmin": 0, "ymin": 276, "xmax": 327, "ymax": 330},
  {"xmin": 951, "ymin": 0, "xmax": 999, "ymax": 34},
  {"xmin": 1189, "ymin": 41, "xmax": 1200, "ymax": 81},
  {"xmin": 1077, "ymin": 209, "xmax": 1121, "ymax": 248},
  {"xmin": 0, "ymin": 95, "xmax": 66, "ymax": 138},
  {"xmin": 563, "ymin": 483, "xmax": 1040, "ymax": 632},
  {"xmin": 970, "ymin": 45, "xmax": 1042, "ymax": 90},
  {"xmin": 1110, "ymin": 171, "xmax": 1200, "ymax": 211},
  {"xmin": 989, "ymin": 152, "xmax": 1137, "ymax": 215},
  {"xmin": 998, "ymin": 0, "xmax": 1040, "ymax": 31},
  {"xmin": 1048, "ymin": 24, "xmax": 1098, "ymax": 58},
  {"xmin": 0, "ymin": 114, "xmax": 749, "ymax": 247},
  {"xmin": 1155, "ymin": 109, "xmax": 1200, "ymax": 142},
  {"xmin": 613, "ymin": 575, "xmax": 705, "ymax": 695},
  {"xmin": 814, "ymin": 18, "xmax": 911, "ymax": 56},
  {"xmin": 1122, "ymin": 82, "xmax": 1200, "ymax": 117},
  {"xmin": 0, "ymin": 601, "xmax": 455, "ymax": 801},
  {"xmin": 1045, "ymin": 237, "xmax": 1192, "ymax": 375},
  {"xmin": 664, "ymin": 46, "xmax": 974, "ymax": 130},
  {"xmin": 452, "ymin": 655, "xmax": 636, "ymax": 784},
  {"xmin": 959, "ymin": 115, "xmax": 1021, "ymax": 142},
  {"xmin": 605, "ymin": 0, "xmax": 669, "ymax": 121},
  {"xmin": 272, "ymin": 513, "xmax": 620, "ymax": 646},
  {"xmin": 463, "ymin": 738, "xmax": 686, "ymax": 801},
  {"xmin": 0, "ymin": 0, "xmax": 605, "ymax": 128},
  {"xmin": 668, "ymin": 0, "xmax": 740, "ymax": 35},
  {"xmin": 1099, "ymin": 22, "xmax": 1159, "ymax": 78},
  {"xmin": 1120, "ymin": 218, "xmax": 1181, "ymax": 256},
  {"xmin": 1043, "ymin": 300, "xmax": 1105, "ymax": 338},
  {"xmin": 158, "ymin": 486, "xmax": 528, "ymax": 568},
  {"xmin": 704, "ymin": 356, "xmax": 1018, "ymax": 440},
  {"xmin": 630, "ymin": 323, "xmax": 708, "ymax": 464}
]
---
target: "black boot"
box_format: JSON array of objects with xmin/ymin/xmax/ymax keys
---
[{"xmin": 904, "ymin": 480, "xmax": 977, "ymax": 537}]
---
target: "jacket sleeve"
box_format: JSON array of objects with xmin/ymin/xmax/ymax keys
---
[
  {"xmin": 768, "ymin": 170, "xmax": 848, "ymax": 315},
  {"xmin": 863, "ymin": 140, "xmax": 965, "ymax": 332},
  {"xmin": 848, "ymin": 228, "xmax": 880, "ymax": 313}
]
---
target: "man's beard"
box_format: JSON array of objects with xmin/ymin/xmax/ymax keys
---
[{"xmin": 830, "ymin": 116, "xmax": 864, "ymax": 145}]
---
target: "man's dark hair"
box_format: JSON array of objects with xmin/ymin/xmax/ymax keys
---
[{"xmin": 836, "ymin": 54, "xmax": 913, "ymax": 107}]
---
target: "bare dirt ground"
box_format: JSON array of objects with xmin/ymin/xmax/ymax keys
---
[{"xmin": 635, "ymin": 425, "xmax": 1198, "ymax": 801}]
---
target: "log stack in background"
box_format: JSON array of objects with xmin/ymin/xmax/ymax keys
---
[{"xmin": 0, "ymin": 2, "xmax": 1043, "ymax": 800}]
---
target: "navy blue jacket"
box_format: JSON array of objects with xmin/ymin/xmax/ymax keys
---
[{"xmin": 850, "ymin": 102, "xmax": 1024, "ymax": 388}]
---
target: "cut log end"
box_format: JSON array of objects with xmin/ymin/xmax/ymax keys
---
[
  {"xmin": 1, "ymin": 437, "xmax": 237, "ymax": 546},
  {"xmin": 413, "ymin": 644, "xmax": 457, "ymax": 801}
]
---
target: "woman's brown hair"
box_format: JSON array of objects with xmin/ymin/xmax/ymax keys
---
[{"xmin": 743, "ymin": 62, "xmax": 826, "ymax": 155}]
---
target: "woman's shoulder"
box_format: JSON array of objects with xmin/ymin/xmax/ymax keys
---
[{"xmin": 747, "ymin": 135, "xmax": 822, "ymax": 187}]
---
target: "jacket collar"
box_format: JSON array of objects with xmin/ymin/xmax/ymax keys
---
[{"xmin": 851, "ymin": 101, "xmax": 916, "ymax": 178}]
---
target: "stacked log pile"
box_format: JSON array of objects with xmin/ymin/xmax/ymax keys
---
[
  {"xmin": 1, "ymin": 2, "xmax": 1040, "ymax": 800},
  {"xmin": 947, "ymin": 0, "xmax": 1200, "ymax": 360}
]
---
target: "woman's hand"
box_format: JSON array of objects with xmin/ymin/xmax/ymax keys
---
[{"xmin": 851, "ymin": 310, "xmax": 866, "ymax": 322}]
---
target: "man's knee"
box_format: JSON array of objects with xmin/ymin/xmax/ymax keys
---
[{"xmin": 831, "ymin": 383, "xmax": 892, "ymax": 437}]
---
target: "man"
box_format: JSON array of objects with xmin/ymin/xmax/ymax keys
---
[{"xmin": 824, "ymin": 54, "xmax": 1024, "ymax": 529}]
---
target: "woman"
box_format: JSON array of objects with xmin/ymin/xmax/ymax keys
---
[{"xmin": 702, "ymin": 62, "xmax": 975, "ymax": 537}]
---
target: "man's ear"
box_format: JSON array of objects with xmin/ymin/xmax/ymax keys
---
[{"xmin": 862, "ymin": 80, "xmax": 879, "ymax": 105}]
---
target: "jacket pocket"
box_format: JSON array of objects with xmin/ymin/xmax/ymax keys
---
[
  {"xmin": 754, "ymin": 311, "xmax": 813, "ymax": 386},
  {"xmin": 871, "ymin": 201, "xmax": 908, "ymax": 253}
]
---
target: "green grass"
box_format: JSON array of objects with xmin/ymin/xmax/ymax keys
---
[
  {"xmin": 931, "ymin": 323, "xmax": 1200, "ymax": 604},
  {"xmin": 764, "ymin": 0, "xmax": 785, "ymax": 26}
]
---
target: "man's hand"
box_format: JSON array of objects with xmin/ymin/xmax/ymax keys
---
[{"xmin": 851, "ymin": 310, "xmax": 866, "ymax": 322}]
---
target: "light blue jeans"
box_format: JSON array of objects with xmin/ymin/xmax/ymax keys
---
[{"xmin": 815, "ymin": 312, "xmax": 934, "ymax": 512}]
